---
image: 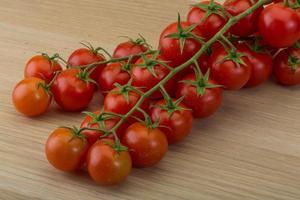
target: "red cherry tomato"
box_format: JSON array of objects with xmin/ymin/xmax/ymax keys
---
[
  {"xmin": 24, "ymin": 55, "xmax": 62, "ymax": 83},
  {"xmin": 87, "ymin": 139, "xmax": 132, "ymax": 185},
  {"xmin": 237, "ymin": 43, "xmax": 273, "ymax": 87},
  {"xmin": 159, "ymin": 21, "xmax": 202, "ymax": 67},
  {"xmin": 132, "ymin": 54, "xmax": 174, "ymax": 99},
  {"xmin": 176, "ymin": 74, "xmax": 222, "ymax": 118},
  {"xmin": 67, "ymin": 48, "xmax": 106, "ymax": 80},
  {"xmin": 104, "ymin": 87, "xmax": 149, "ymax": 122},
  {"xmin": 258, "ymin": 3, "xmax": 300, "ymax": 48},
  {"xmin": 187, "ymin": 1, "xmax": 227, "ymax": 39},
  {"xmin": 80, "ymin": 110, "xmax": 129, "ymax": 145},
  {"xmin": 98, "ymin": 62, "xmax": 131, "ymax": 93},
  {"xmin": 122, "ymin": 122, "xmax": 168, "ymax": 168},
  {"xmin": 45, "ymin": 127, "xmax": 89, "ymax": 171},
  {"xmin": 224, "ymin": 0, "xmax": 263, "ymax": 37},
  {"xmin": 209, "ymin": 46, "xmax": 252, "ymax": 90},
  {"xmin": 150, "ymin": 99, "xmax": 193, "ymax": 144},
  {"xmin": 113, "ymin": 40, "xmax": 148, "ymax": 63},
  {"xmin": 12, "ymin": 77, "xmax": 51, "ymax": 117},
  {"xmin": 274, "ymin": 47, "xmax": 300, "ymax": 86},
  {"xmin": 51, "ymin": 68, "xmax": 95, "ymax": 112}
]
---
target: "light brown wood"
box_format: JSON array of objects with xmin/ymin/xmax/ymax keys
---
[{"xmin": 0, "ymin": 0, "xmax": 300, "ymax": 199}]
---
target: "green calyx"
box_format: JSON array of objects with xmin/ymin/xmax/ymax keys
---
[
  {"xmin": 166, "ymin": 14, "xmax": 204, "ymax": 54},
  {"xmin": 192, "ymin": 0, "xmax": 228, "ymax": 22},
  {"xmin": 113, "ymin": 81, "xmax": 143, "ymax": 104},
  {"xmin": 136, "ymin": 107, "xmax": 160, "ymax": 129},
  {"xmin": 80, "ymin": 41, "xmax": 112, "ymax": 58},
  {"xmin": 135, "ymin": 51, "xmax": 161, "ymax": 77},
  {"xmin": 60, "ymin": 126, "xmax": 86, "ymax": 141},
  {"xmin": 223, "ymin": 50, "xmax": 246, "ymax": 68},
  {"xmin": 288, "ymin": 55, "xmax": 300, "ymax": 72},
  {"xmin": 181, "ymin": 64, "xmax": 222, "ymax": 96},
  {"xmin": 159, "ymin": 97, "xmax": 188, "ymax": 117},
  {"xmin": 76, "ymin": 68, "xmax": 98, "ymax": 86}
]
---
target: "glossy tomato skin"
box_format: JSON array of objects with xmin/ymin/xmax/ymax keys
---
[
  {"xmin": 132, "ymin": 55, "xmax": 174, "ymax": 99},
  {"xmin": 224, "ymin": 0, "xmax": 263, "ymax": 37},
  {"xmin": 67, "ymin": 48, "xmax": 106, "ymax": 80},
  {"xmin": 12, "ymin": 77, "xmax": 51, "ymax": 117},
  {"xmin": 150, "ymin": 99, "xmax": 193, "ymax": 144},
  {"xmin": 24, "ymin": 55, "xmax": 62, "ymax": 83},
  {"xmin": 259, "ymin": 3, "xmax": 300, "ymax": 48},
  {"xmin": 274, "ymin": 48, "xmax": 300, "ymax": 86},
  {"xmin": 121, "ymin": 122, "xmax": 168, "ymax": 168},
  {"xmin": 104, "ymin": 88, "xmax": 149, "ymax": 122},
  {"xmin": 45, "ymin": 128, "xmax": 89, "ymax": 171},
  {"xmin": 98, "ymin": 62, "xmax": 131, "ymax": 93},
  {"xmin": 176, "ymin": 74, "xmax": 222, "ymax": 118},
  {"xmin": 187, "ymin": 1, "xmax": 227, "ymax": 39},
  {"xmin": 87, "ymin": 139, "xmax": 132, "ymax": 185},
  {"xmin": 209, "ymin": 47, "xmax": 252, "ymax": 90},
  {"xmin": 237, "ymin": 43, "xmax": 273, "ymax": 87},
  {"xmin": 113, "ymin": 41, "xmax": 148, "ymax": 63},
  {"xmin": 80, "ymin": 110, "xmax": 129, "ymax": 146},
  {"xmin": 51, "ymin": 68, "xmax": 95, "ymax": 112},
  {"xmin": 159, "ymin": 21, "xmax": 202, "ymax": 67}
]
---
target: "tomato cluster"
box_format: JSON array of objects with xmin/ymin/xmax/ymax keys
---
[{"xmin": 12, "ymin": 0, "xmax": 300, "ymax": 185}]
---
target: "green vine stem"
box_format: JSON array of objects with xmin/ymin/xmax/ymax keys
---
[{"xmin": 105, "ymin": 0, "xmax": 271, "ymax": 135}]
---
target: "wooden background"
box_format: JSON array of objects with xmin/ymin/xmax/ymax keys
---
[{"xmin": 0, "ymin": 0, "xmax": 300, "ymax": 199}]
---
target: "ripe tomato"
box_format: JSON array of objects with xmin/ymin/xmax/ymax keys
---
[
  {"xmin": 98, "ymin": 62, "xmax": 131, "ymax": 93},
  {"xmin": 187, "ymin": 1, "xmax": 227, "ymax": 39},
  {"xmin": 12, "ymin": 77, "xmax": 51, "ymax": 117},
  {"xmin": 121, "ymin": 122, "xmax": 168, "ymax": 167},
  {"xmin": 87, "ymin": 139, "xmax": 132, "ymax": 185},
  {"xmin": 132, "ymin": 54, "xmax": 174, "ymax": 99},
  {"xmin": 150, "ymin": 99, "xmax": 193, "ymax": 144},
  {"xmin": 24, "ymin": 55, "xmax": 62, "ymax": 83},
  {"xmin": 80, "ymin": 110, "xmax": 129, "ymax": 145},
  {"xmin": 209, "ymin": 46, "xmax": 252, "ymax": 90},
  {"xmin": 113, "ymin": 38, "xmax": 148, "ymax": 63},
  {"xmin": 176, "ymin": 73, "xmax": 222, "ymax": 118},
  {"xmin": 104, "ymin": 87, "xmax": 149, "ymax": 122},
  {"xmin": 67, "ymin": 48, "xmax": 106, "ymax": 80},
  {"xmin": 224, "ymin": 0, "xmax": 263, "ymax": 37},
  {"xmin": 258, "ymin": 3, "xmax": 300, "ymax": 48},
  {"xmin": 237, "ymin": 42, "xmax": 273, "ymax": 87},
  {"xmin": 45, "ymin": 127, "xmax": 89, "ymax": 171},
  {"xmin": 51, "ymin": 68, "xmax": 95, "ymax": 111},
  {"xmin": 274, "ymin": 48, "xmax": 300, "ymax": 86},
  {"xmin": 159, "ymin": 20, "xmax": 202, "ymax": 67}
]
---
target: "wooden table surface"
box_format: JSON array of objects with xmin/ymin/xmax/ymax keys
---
[{"xmin": 1, "ymin": 1, "xmax": 300, "ymax": 200}]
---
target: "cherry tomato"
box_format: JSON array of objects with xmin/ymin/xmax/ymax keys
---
[
  {"xmin": 51, "ymin": 68, "xmax": 95, "ymax": 112},
  {"xmin": 224, "ymin": 0, "xmax": 263, "ymax": 37},
  {"xmin": 150, "ymin": 99, "xmax": 193, "ymax": 144},
  {"xmin": 113, "ymin": 39, "xmax": 148, "ymax": 63},
  {"xmin": 132, "ymin": 54, "xmax": 174, "ymax": 99},
  {"xmin": 209, "ymin": 46, "xmax": 252, "ymax": 90},
  {"xmin": 24, "ymin": 55, "xmax": 62, "ymax": 83},
  {"xmin": 104, "ymin": 87, "xmax": 149, "ymax": 122},
  {"xmin": 159, "ymin": 21, "xmax": 202, "ymax": 67},
  {"xmin": 274, "ymin": 47, "xmax": 300, "ymax": 86},
  {"xmin": 67, "ymin": 48, "xmax": 106, "ymax": 80},
  {"xmin": 176, "ymin": 74, "xmax": 222, "ymax": 118},
  {"xmin": 45, "ymin": 127, "xmax": 88, "ymax": 171},
  {"xmin": 237, "ymin": 42, "xmax": 273, "ymax": 87},
  {"xmin": 187, "ymin": 1, "xmax": 227, "ymax": 39},
  {"xmin": 98, "ymin": 62, "xmax": 131, "ymax": 93},
  {"xmin": 258, "ymin": 3, "xmax": 300, "ymax": 48},
  {"xmin": 12, "ymin": 77, "xmax": 51, "ymax": 117},
  {"xmin": 122, "ymin": 122, "xmax": 168, "ymax": 167},
  {"xmin": 80, "ymin": 110, "xmax": 129, "ymax": 145},
  {"xmin": 87, "ymin": 139, "xmax": 132, "ymax": 185}
]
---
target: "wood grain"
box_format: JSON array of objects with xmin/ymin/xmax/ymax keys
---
[{"xmin": 0, "ymin": 1, "xmax": 300, "ymax": 199}]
